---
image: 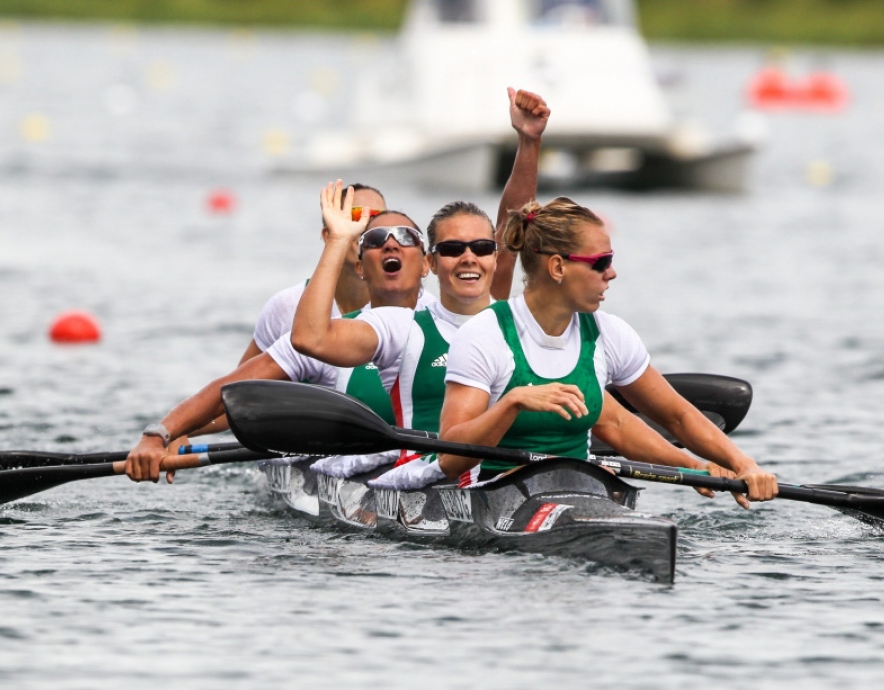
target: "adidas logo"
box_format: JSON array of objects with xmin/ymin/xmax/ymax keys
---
[
  {"xmin": 364, "ymin": 363, "xmax": 378, "ymax": 370},
  {"xmin": 431, "ymin": 353, "xmax": 448, "ymax": 368}
]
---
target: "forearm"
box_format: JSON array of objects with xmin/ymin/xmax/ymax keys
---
[
  {"xmin": 187, "ymin": 414, "xmax": 231, "ymax": 438},
  {"xmin": 593, "ymin": 397, "xmax": 706, "ymax": 470},
  {"xmin": 291, "ymin": 237, "xmax": 350, "ymax": 356},
  {"xmin": 663, "ymin": 407, "xmax": 758, "ymax": 474},
  {"xmin": 438, "ymin": 392, "xmax": 522, "ymax": 477},
  {"xmin": 491, "ymin": 135, "xmax": 542, "ymax": 301}
]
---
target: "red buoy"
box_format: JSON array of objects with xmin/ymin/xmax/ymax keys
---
[
  {"xmin": 746, "ymin": 67, "xmax": 791, "ymax": 110},
  {"xmin": 794, "ymin": 72, "xmax": 849, "ymax": 112},
  {"xmin": 206, "ymin": 190, "xmax": 236, "ymax": 214},
  {"xmin": 49, "ymin": 311, "xmax": 101, "ymax": 344}
]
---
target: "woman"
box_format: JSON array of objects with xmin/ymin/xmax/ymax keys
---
[
  {"xmin": 434, "ymin": 197, "xmax": 778, "ymax": 506},
  {"xmin": 291, "ymin": 188, "xmax": 502, "ymax": 480},
  {"xmin": 123, "ymin": 207, "xmax": 431, "ymax": 484}
]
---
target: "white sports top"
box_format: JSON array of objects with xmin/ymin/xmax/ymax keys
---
[
  {"xmin": 445, "ymin": 294, "xmax": 650, "ymax": 403},
  {"xmin": 357, "ymin": 300, "xmax": 472, "ymax": 392},
  {"xmin": 252, "ymin": 279, "xmax": 437, "ymax": 352}
]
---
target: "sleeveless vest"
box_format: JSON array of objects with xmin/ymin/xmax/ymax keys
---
[{"xmin": 484, "ymin": 301, "xmax": 604, "ymax": 472}]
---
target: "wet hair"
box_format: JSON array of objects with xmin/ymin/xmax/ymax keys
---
[
  {"xmin": 426, "ymin": 201, "xmax": 494, "ymax": 248},
  {"xmin": 502, "ymin": 197, "xmax": 604, "ymax": 277}
]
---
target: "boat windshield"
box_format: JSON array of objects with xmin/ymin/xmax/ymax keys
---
[{"xmin": 531, "ymin": 0, "xmax": 634, "ymax": 26}]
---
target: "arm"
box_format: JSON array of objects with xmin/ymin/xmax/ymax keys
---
[
  {"xmin": 125, "ymin": 353, "xmax": 289, "ymax": 483},
  {"xmin": 437, "ymin": 381, "xmax": 588, "ymax": 478},
  {"xmin": 617, "ymin": 366, "xmax": 777, "ymax": 502},
  {"xmin": 290, "ymin": 181, "xmax": 378, "ymax": 367},
  {"xmin": 491, "ymin": 88, "xmax": 550, "ymax": 301},
  {"xmin": 238, "ymin": 338, "xmax": 262, "ymax": 365}
]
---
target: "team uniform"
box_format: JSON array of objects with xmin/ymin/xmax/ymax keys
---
[
  {"xmin": 266, "ymin": 293, "xmax": 439, "ymax": 477},
  {"xmin": 445, "ymin": 294, "xmax": 649, "ymax": 486},
  {"xmin": 309, "ymin": 300, "xmax": 471, "ymax": 481}
]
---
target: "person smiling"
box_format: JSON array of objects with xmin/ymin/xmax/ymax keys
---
[
  {"xmin": 434, "ymin": 197, "xmax": 779, "ymax": 506},
  {"xmin": 289, "ymin": 88, "xmax": 551, "ymax": 479}
]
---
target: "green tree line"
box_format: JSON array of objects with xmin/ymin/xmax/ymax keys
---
[{"xmin": 1, "ymin": 0, "xmax": 883, "ymax": 45}]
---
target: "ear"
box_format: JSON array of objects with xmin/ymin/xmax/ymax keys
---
[
  {"xmin": 428, "ymin": 251, "xmax": 439, "ymax": 276},
  {"xmin": 421, "ymin": 253, "xmax": 431, "ymax": 278},
  {"xmin": 548, "ymin": 255, "xmax": 566, "ymax": 284},
  {"xmin": 355, "ymin": 259, "xmax": 365, "ymax": 280}
]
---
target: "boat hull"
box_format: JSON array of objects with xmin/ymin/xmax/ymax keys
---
[{"xmin": 259, "ymin": 457, "xmax": 677, "ymax": 582}]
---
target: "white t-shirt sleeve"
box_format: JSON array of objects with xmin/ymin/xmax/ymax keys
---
[
  {"xmin": 356, "ymin": 307, "xmax": 415, "ymax": 372},
  {"xmin": 445, "ymin": 309, "xmax": 511, "ymax": 396},
  {"xmin": 596, "ymin": 311, "xmax": 650, "ymax": 386},
  {"xmin": 252, "ymin": 283, "xmax": 306, "ymax": 352},
  {"xmin": 266, "ymin": 332, "xmax": 336, "ymax": 387}
]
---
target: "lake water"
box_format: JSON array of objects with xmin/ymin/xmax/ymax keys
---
[{"xmin": 3, "ymin": 21, "xmax": 884, "ymax": 689}]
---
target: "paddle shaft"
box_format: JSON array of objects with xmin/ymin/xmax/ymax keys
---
[
  {"xmin": 0, "ymin": 442, "xmax": 245, "ymax": 470},
  {"xmin": 0, "ymin": 447, "xmax": 285, "ymax": 506}
]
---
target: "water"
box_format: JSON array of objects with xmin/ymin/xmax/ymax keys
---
[{"xmin": 3, "ymin": 22, "xmax": 884, "ymax": 689}]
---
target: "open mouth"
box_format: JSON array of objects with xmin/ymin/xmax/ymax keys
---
[
  {"xmin": 455, "ymin": 271, "xmax": 481, "ymax": 282},
  {"xmin": 382, "ymin": 257, "xmax": 402, "ymax": 273}
]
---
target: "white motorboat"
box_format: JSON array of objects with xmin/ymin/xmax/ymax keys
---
[{"xmin": 272, "ymin": 0, "xmax": 758, "ymax": 192}]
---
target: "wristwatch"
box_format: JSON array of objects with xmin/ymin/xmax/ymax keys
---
[{"xmin": 142, "ymin": 423, "xmax": 171, "ymax": 447}]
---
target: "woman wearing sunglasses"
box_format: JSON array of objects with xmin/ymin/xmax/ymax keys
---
[
  {"xmin": 427, "ymin": 197, "xmax": 778, "ymax": 506},
  {"xmin": 123, "ymin": 205, "xmax": 432, "ymax": 484},
  {"xmin": 291, "ymin": 185, "xmax": 506, "ymax": 481}
]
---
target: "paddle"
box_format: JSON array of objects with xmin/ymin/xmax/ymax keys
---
[
  {"xmin": 221, "ymin": 380, "xmax": 884, "ymax": 526},
  {"xmin": 0, "ymin": 447, "xmax": 285, "ymax": 506},
  {"xmin": 0, "ymin": 442, "xmax": 244, "ymax": 471},
  {"xmin": 0, "ymin": 373, "xmax": 750, "ymax": 471}
]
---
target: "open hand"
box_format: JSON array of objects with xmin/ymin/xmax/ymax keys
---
[{"xmin": 319, "ymin": 180, "xmax": 370, "ymax": 243}]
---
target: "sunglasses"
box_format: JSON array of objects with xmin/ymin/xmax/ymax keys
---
[
  {"xmin": 431, "ymin": 239, "xmax": 498, "ymax": 258},
  {"xmin": 358, "ymin": 225, "xmax": 425, "ymax": 256},
  {"xmin": 534, "ymin": 249, "xmax": 614, "ymax": 272},
  {"xmin": 351, "ymin": 206, "xmax": 384, "ymax": 222}
]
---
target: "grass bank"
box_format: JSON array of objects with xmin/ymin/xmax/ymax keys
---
[{"xmin": 1, "ymin": 0, "xmax": 884, "ymax": 45}]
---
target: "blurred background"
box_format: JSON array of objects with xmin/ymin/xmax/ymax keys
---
[{"xmin": 3, "ymin": 3, "xmax": 884, "ymax": 688}]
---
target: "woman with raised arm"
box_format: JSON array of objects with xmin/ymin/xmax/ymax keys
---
[
  {"xmin": 287, "ymin": 88, "xmax": 550, "ymax": 482},
  {"xmin": 432, "ymin": 197, "xmax": 778, "ymax": 506}
]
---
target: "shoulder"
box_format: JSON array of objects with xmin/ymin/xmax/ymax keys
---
[
  {"xmin": 262, "ymin": 281, "xmax": 308, "ymax": 312},
  {"xmin": 594, "ymin": 310, "xmax": 642, "ymax": 340},
  {"xmin": 357, "ymin": 306, "xmax": 416, "ymax": 329},
  {"xmin": 416, "ymin": 289, "xmax": 438, "ymax": 311}
]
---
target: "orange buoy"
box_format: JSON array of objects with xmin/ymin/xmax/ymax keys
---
[
  {"xmin": 49, "ymin": 311, "xmax": 101, "ymax": 344},
  {"xmin": 206, "ymin": 190, "xmax": 236, "ymax": 214}
]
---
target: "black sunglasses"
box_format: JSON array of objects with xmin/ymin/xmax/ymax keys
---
[
  {"xmin": 431, "ymin": 239, "xmax": 498, "ymax": 258},
  {"xmin": 358, "ymin": 226, "xmax": 425, "ymax": 256},
  {"xmin": 534, "ymin": 249, "xmax": 614, "ymax": 273}
]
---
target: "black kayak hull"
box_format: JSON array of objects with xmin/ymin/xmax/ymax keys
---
[{"xmin": 259, "ymin": 457, "xmax": 677, "ymax": 583}]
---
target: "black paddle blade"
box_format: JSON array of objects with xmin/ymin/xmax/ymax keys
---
[
  {"xmin": 803, "ymin": 484, "xmax": 884, "ymax": 527},
  {"xmin": 0, "ymin": 463, "xmax": 118, "ymax": 506},
  {"xmin": 606, "ymin": 373, "xmax": 752, "ymax": 434},
  {"xmin": 222, "ymin": 380, "xmax": 401, "ymax": 456},
  {"xmin": 0, "ymin": 450, "xmax": 129, "ymax": 470}
]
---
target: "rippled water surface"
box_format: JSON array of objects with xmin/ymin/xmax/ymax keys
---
[{"xmin": 3, "ymin": 23, "xmax": 884, "ymax": 689}]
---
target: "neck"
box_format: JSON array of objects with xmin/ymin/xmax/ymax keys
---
[
  {"xmin": 522, "ymin": 285, "xmax": 573, "ymax": 336},
  {"xmin": 369, "ymin": 286, "xmax": 421, "ymax": 309},
  {"xmin": 439, "ymin": 290, "xmax": 491, "ymax": 316},
  {"xmin": 334, "ymin": 266, "xmax": 370, "ymax": 314}
]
